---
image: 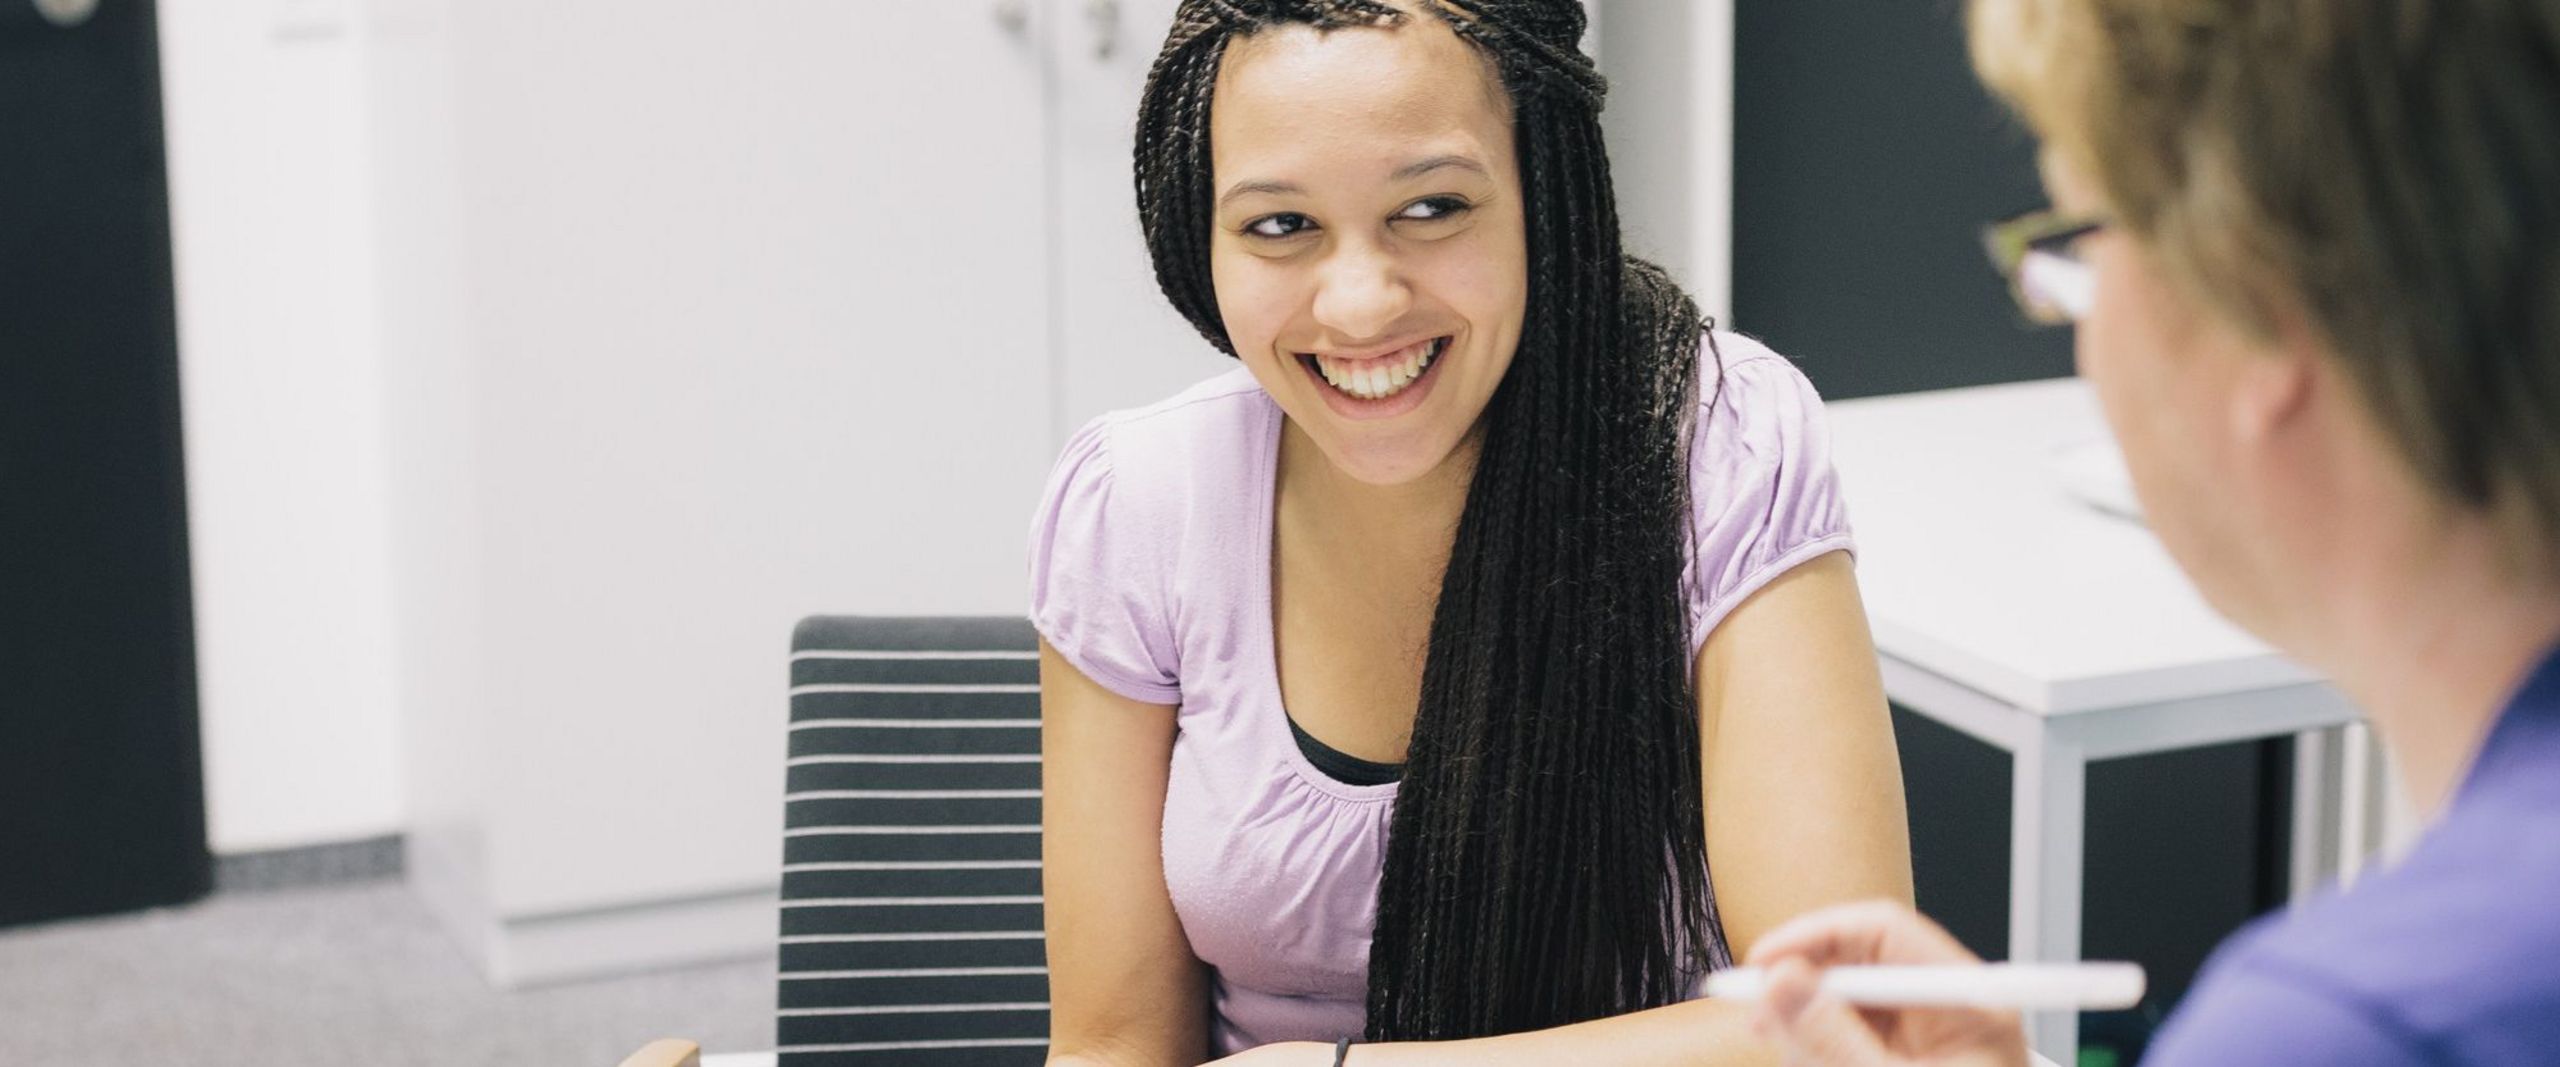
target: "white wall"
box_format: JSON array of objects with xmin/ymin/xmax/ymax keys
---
[
  {"xmin": 158, "ymin": 0, "xmax": 404, "ymax": 854},
  {"xmin": 1598, "ymin": 0, "xmax": 1734, "ymax": 322},
  {"xmin": 149, "ymin": 0, "xmax": 1740, "ymax": 854},
  {"xmin": 369, "ymin": 0, "xmax": 1066, "ymax": 982},
  {"xmin": 148, "ymin": 0, "xmax": 1735, "ymax": 893}
]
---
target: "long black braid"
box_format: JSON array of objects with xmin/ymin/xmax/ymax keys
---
[{"xmin": 1135, "ymin": 0, "xmax": 1731, "ymax": 1041}]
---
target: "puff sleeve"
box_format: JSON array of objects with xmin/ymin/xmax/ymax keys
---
[
  {"xmin": 1681, "ymin": 334, "xmax": 1859, "ymax": 659},
  {"xmin": 1027, "ymin": 414, "xmax": 1184, "ymax": 706}
]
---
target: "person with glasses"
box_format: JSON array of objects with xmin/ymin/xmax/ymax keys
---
[{"xmin": 1749, "ymin": 2, "xmax": 2560, "ymax": 1065}]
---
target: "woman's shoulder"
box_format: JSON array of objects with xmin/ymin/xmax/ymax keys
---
[
  {"xmin": 1679, "ymin": 329, "xmax": 1855, "ymax": 652},
  {"xmin": 1029, "ymin": 366, "xmax": 1268, "ymax": 704},
  {"xmin": 1107, "ymin": 363, "xmax": 1269, "ymax": 431},
  {"xmin": 1058, "ymin": 364, "xmax": 1272, "ymax": 492},
  {"xmin": 1030, "ymin": 362, "xmax": 1273, "ymax": 586},
  {"xmin": 1692, "ymin": 328, "xmax": 1824, "ymax": 425},
  {"xmin": 1685, "ymin": 328, "xmax": 1837, "ymax": 494}
]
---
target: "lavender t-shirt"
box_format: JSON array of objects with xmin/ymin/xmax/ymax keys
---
[
  {"xmin": 2141, "ymin": 645, "xmax": 2560, "ymax": 1066},
  {"xmin": 1026, "ymin": 331, "xmax": 1854, "ymax": 1054}
]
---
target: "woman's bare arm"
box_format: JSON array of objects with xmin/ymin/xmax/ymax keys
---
[
  {"xmin": 1041, "ymin": 639, "xmax": 1211, "ymax": 1066},
  {"xmin": 1697, "ymin": 550, "xmax": 1914, "ymax": 961}
]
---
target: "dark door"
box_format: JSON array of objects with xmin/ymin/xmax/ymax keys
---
[{"xmin": 1, "ymin": 0, "xmax": 210, "ymax": 926}]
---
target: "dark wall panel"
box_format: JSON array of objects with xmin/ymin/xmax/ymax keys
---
[
  {"xmin": 1732, "ymin": 0, "xmax": 2071, "ymax": 398},
  {"xmin": 1, "ymin": 0, "xmax": 211, "ymax": 925}
]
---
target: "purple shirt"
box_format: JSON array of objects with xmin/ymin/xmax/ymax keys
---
[
  {"xmin": 2145, "ymin": 645, "xmax": 2560, "ymax": 1066},
  {"xmin": 1027, "ymin": 332, "xmax": 1854, "ymax": 1054}
]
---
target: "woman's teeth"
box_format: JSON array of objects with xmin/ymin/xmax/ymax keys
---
[{"xmin": 1313, "ymin": 337, "xmax": 1444, "ymax": 401}]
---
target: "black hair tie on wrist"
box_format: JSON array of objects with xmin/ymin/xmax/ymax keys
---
[{"xmin": 1332, "ymin": 1036, "xmax": 1352, "ymax": 1066}]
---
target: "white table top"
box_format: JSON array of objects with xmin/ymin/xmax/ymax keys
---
[{"xmin": 1824, "ymin": 376, "xmax": 2318, "ymax": 715}]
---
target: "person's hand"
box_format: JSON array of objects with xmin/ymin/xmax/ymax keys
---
[{"xmin": 1743, "ymin": 900, "xmax": 2031, "ymax": 1067}]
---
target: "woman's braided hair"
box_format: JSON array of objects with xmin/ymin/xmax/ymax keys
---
[{"xmin": 1135, "ymin": 0, "xmax": 1730, "ymax": 1041}]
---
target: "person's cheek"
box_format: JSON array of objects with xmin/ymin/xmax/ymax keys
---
[
  {"xmin": 1427, "ymin": 235, "xmax": 1522, "ymax": 349},
  {"xmin": 1214, "ymin": 260, "xmax": 1284, "ymax": 359}
]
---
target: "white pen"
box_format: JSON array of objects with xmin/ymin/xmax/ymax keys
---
[{"xmin": 1705, "ymin": 962, "xmax": 2147, "ymax": 1011}]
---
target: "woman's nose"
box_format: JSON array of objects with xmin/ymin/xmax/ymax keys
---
[{"xmin": 1311, "ymin": 246, "xmax": 1414, "ymax": 343}]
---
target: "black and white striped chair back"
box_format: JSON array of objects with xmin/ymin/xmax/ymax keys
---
[{"xmin": 780, "ymin": 616, "xmax": 1047, "ymax": 1065}]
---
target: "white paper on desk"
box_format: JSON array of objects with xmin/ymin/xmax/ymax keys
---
[{"xmin": 2047, "ymin": 436, "xmax": 2144, "ymax": 524}]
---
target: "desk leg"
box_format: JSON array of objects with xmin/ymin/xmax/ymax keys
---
[
  {"xmin": 2289, "ymin": 726, "xmax": 2344, "ymax": 900},
  {"xmin": 2337, "ymin": 721, "xmax": 2380, "ymax": 885},
  {"xmin": 2012, "ymin": 731, "xmax": 2088, "ymax": 1065}
]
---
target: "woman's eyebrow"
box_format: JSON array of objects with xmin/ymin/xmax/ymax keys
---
[
  {"xmin": 1219, "ymin": 178, "xmax": 1303, "ymax": 208},
  {"xmin": 1391, "ymin": 154, "xmax": 1488, "ymax": 182},
  {"xmin": 1216, "ymin": 155, "xmax": 1491, "ymax": 210}
]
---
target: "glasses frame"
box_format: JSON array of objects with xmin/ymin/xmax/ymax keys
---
[{"xmin": 1983, "ymin": 209, "xmax": 2111, "ymax": 325}]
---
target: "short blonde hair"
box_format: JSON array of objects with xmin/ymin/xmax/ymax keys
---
[{"xmin": 1970, "ymin": 0, "xmax": 2560, "ymax": 571}]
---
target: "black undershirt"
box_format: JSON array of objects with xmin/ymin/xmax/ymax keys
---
[{"xmin": 1286, "ymin": 713, "xmax": 1404, "ymax": 786}]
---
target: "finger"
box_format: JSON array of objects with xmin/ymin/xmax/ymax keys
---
[{"xmin": 1762, "ymin": 957, "xmax": 1824, "ymax": 1024}]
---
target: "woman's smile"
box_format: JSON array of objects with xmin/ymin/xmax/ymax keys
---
[{"xmin": 1295, "ymin": 334, "xmax": 1453, "ymax": 419}]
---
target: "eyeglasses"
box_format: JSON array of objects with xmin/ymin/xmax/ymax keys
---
[{"xmin": 1983, "ymin": 209, "xmax": 2110, "ymax": 325}]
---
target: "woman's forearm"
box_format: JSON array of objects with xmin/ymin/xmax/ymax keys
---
[
  {"xmin": 1047, "ymin": 1041, "xmax": 1196, "ymax": 1067},
  {"xmin": 1340, "ymin": 996, "xmax": 1776, "ymax": 1067}
]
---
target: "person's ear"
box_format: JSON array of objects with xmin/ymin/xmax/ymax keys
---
[{"xmin": 2229, "ymin": 306, "xmax": 2322, "ymax": 449}]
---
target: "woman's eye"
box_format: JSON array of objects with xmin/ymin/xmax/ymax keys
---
[
  {"xmin": 1397, "ymin": 196, "xmax": 1472, "ymax": 222},
  {"xmin": 1246, "ymin": 213, "xmax": 1315, "ymax": 239}
]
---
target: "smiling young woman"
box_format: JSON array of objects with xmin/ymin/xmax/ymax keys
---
[{"xmin": 1030, "ymin": 3, "xmax": 1914, "ymax": 1064}]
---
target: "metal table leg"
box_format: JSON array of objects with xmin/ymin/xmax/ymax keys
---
[{"xmin": 2011, "ymin": 730, "xmax": 2088, "ymax": 1065}]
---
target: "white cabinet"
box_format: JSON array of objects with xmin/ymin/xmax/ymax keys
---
[{"xmin": 368, "ymin": 0, "xmax": 1194, "ymax": 984}]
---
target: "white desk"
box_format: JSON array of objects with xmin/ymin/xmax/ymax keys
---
[{"xmin": 1825, "ymin": 377, "xmax": 2362, "ymax": 1064}]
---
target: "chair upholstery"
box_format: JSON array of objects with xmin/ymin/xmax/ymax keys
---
[{"xmin": 778, "ymin": 616, "xmax": 1049, "ymax": 1065}]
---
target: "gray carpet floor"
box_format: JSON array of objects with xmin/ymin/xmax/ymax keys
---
[{"xmin": 0, "ymin": 879, "xmax": 774, "ymax": 1066}]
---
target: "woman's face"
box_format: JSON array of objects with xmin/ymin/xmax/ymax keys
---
[{"xmin": 1207, "ymin": 13, "xmax": 1529, "ymax": 487}]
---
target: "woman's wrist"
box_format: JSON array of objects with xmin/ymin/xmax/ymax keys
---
[{"xmin": 1201, "ymin": 1039, "xmax": 1347, "ymax": 1065}]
